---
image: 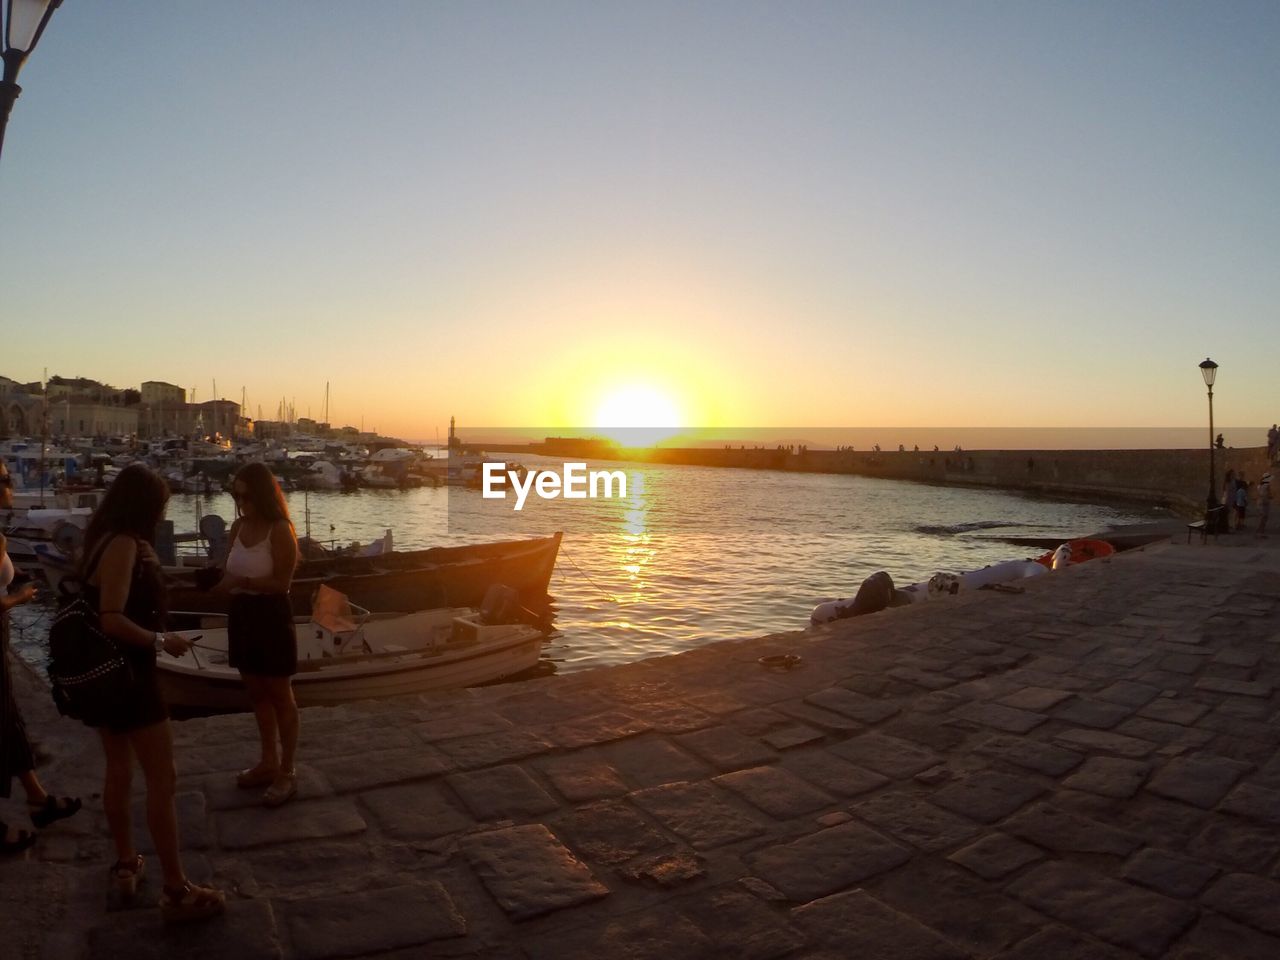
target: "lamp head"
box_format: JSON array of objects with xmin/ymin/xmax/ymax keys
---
[
  {"xmin": 3, "ymin": 0, "xmax": 60, "ymax": 77},
  {"xmin": 1199, "ymin": 358, "xmax": 1218, "ymax": 389}
]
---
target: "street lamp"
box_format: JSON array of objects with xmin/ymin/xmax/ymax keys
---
[
  {"xmin": 1200, "ymin": 358, "xmax": 1219, "ymax": 517},
  {"xmin": 1, "ymin": 0, "xmax": 62, "ymax": 163}
]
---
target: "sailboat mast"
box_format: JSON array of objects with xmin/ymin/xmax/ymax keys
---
[{"xmin": 39, "ymin": 369, "xmax": 47, "ymax": 506}]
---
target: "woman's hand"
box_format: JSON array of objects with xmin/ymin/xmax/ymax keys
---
[
  {"xmin": 2, "ymin": 582, "xmax": 37, "ymax": 609},
  {"xmin": 160, "ymin": 632, "xmax": 190, "ymax": 657}
]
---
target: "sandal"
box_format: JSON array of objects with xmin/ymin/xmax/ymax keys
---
[
  {"xmin": 160, "ymin": 881, "xmax": 226, "ymax": 924},
  {"xmin": 235, "ymin": 765, "xmax": 279, "ymax": 789},
  {"xmin": 111, "ymin": 854, "xmax": 145, "ymax": 897},
  {"xmin": 1, "ymin": 821, "xmax": 38, "ymax": 856},
  {"xmin": 262, "ymin": 771, "xmax": 297, "ymax": 808},
  {"xmin": 29, "ymin": 795, "xmax": 83, "ymax": 829}
]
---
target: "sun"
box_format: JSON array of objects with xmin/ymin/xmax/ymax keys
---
[{"xmin": 593, "ymin": 385, "xmax": 683, "ymax": 447}]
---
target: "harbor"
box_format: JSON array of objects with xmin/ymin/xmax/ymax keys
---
[{"xmin": 4, "ymin": 528, "xmax": 1279, "ymax": 958}]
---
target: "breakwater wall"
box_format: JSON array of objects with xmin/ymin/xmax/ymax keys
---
[{"xmin": 487, "ymin": 441, "xmax": 1273, "ymax": 516}]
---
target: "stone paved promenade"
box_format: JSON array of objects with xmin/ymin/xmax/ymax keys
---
[{"xmin": 4, "ymin": 532, "xmax": 1280, "ymax": 959}]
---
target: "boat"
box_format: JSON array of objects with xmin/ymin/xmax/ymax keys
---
[
  {"xmin": 1032, "ymin": 537, "xmax": 1115, "ymax": 569},
  {"xmin": 156, "ymin": 585, "xmax": 546, "ymax": 710},
  {"xmin": 165, "ymin": 532, "xmax": 563, "ymax": 621}
]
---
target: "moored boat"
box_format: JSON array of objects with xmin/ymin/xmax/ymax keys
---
[
  {"xmin": 156, "ymin": 587, "xmax": 546, "ymax": 710},
  {"xmin": 167, "ymin": 532, "xmax": 563, "ymax": 620}
]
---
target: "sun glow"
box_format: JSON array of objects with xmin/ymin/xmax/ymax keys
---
[{"xmin": 593, "ymin": 385, "xmax": 683, "ymax": 446}]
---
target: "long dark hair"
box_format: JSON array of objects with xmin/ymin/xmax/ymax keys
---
[
  {"xmin": 234, "ymin": 462, "xmax": 294, "ymax": 532},
  {"xmin": 80, "ymin": 464, "xmax": 171, "ymax": 572}
]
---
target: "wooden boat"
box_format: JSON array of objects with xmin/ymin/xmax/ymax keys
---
[
  {"xmin": 156, "ymin": 586, "xmax": 546, "ymax": 710},
  {"xmin": 1032, "ymin": 538, "xmax": 1115, "ymax": 569},
  {"xmin": 166, "ymin": 532, "xmax": 562, "ymax": 620}
]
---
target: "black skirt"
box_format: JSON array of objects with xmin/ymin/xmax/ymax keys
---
[
  {"xmin": 96, "ymin": 646, "xmax": 169, "ymax": 734},
  {"xmin": 227, "ymin": 593, "xmax": 297, "ymax": 677}
]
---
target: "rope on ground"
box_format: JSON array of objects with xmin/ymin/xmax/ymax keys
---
[{"xmin": 557, "ymin": 545, "xmax": 621, "ymax": 604}]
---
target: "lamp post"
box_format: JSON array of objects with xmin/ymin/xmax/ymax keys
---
[
  {"xmin": 0, "ymin": 0, "xmax": 62, "ymax": 163},
  {"xmin": 1200, "ymin": 358, "xmax": 1219, "ymax": 517}
]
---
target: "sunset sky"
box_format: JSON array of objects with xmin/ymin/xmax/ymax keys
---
[{"xmin": 1, "ymin": 2, "xmax": 1276, "ymax": 442}]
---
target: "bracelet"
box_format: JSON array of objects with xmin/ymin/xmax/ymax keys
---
[{"xmin": 154, "ymin": 632, "xmax": 165, "ymax": 651}]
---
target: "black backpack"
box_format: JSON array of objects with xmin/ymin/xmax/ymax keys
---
[{"xmin": 46, "ymin": 542, "xmax": 136, "ymax": 726}]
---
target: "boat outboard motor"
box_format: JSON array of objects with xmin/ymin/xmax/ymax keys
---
[
  {"xmin": 1050, "ymin": 544, "xmax": 1072, "ymax": 570},
  {"xmin": 811, "ymin": 571, "xmax": 897, "ymax": 625}
]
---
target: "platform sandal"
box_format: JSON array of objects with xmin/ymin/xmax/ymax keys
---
[
  {"xmin": 111, "ymin": 854, "xmax": 145, "ymax": 897},
  {"xmin": 1, "ymin": 821, "xmax": 37, "ymax": 856},
  {"xmin": 235, "ymin": 765, "xmax": 278, "ymax": 789},
  {"xmin": 29, "ymin": 795, "xmax": 82, "ymax": 829},
  {"xmin": 160, "ymin": 881, "xmax": 226, "ymax": 924},
  {"xmin": 262, "ymin": 770, "xmax": 297, "ymax": 808}
]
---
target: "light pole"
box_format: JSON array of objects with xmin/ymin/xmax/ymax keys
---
[
  {"xmin": 1200, "ymin": 358, "xmax": 1219, "ymax": 517},
  {"xmin": 0, "ymin": 0, "xmax": 62, "ymax": 163}
]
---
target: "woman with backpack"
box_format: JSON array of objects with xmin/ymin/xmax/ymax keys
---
[{"xmin": 78, "ymin": 464, "xmax": 224, "ymax": 922}]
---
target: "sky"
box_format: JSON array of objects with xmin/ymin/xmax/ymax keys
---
[{"xmin": 1, "ymin": 1, "xmax": 1277, "ymax": 443}]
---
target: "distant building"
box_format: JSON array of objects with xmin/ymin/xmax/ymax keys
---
[
  {"xmin": 141, "ymin": 381, "xmax": 186, "ymax": 406},
  {"xmin": 0, "ymin": 377, "xmax": 42, "ymax": 437},
  {"xmin": 50, "ymin": 399, "xmax": 138, "ymax": 438},
  {"xmin": 195, "ymin": 399, "xmax": 241, "ymax": 441}
]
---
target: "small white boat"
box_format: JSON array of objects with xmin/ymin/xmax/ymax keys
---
[{"xmin": 156, "ymin": 586, "xmax": 546, "ymax": 710}]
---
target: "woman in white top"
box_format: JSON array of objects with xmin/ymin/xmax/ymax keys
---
[
  {"xmin": 216, "ymin": 463, "xmax": 299, "ymax": 807},
  {"xmin": 1, "ymin": 461, "xmax": 81, "ymax": 855}
]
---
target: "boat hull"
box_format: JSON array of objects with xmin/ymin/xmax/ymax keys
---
[
  {"xmin": 157, "ymin": 617, "xmax": 545, "ymax": 711},
  {"xmin": 168, "ymin": 532, "xmax": 562, "ymax": 619}
]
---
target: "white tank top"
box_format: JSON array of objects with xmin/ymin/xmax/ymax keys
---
[
  {"xmin": 226, "ymin": 532, "xmax": 274, "ymax": 588},
  {"xmin": 1, "ymin": 548, "xmax": 13, "ymax": 591}
]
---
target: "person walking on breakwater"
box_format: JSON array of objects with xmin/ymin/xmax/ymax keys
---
[
  {"xmin": 215, "ymin": 463, "xmax": 300, "ymax": 808},
  {"xmin": 80, "ymin": 464, "xmax": 225, "ymax": 921},
  {"xmin": 1, "ymin": 464, "xmax": 81, "ymax": 856},
  {"xmin": 1258, "ymin": 473, "xmax": 1272, "ymax": 538}
]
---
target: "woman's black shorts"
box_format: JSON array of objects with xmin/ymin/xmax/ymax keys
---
[{"xmin": 227, "ymin": 593, "xmax": 297, "ymax": 677}]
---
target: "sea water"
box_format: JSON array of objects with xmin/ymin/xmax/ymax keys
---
[{"xmin": 8, "ymin": 456, "xmax": 1163, "ymax": 675}]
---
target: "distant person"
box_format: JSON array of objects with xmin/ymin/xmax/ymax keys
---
[
  {"xmin": 215, "ymin": 463, "xmax": 300, "ymax": 808},
  {"xmin": 1222, "ymin": 470, "xmax": 1236, "ymax": 530},
  {"xmin": 2, "ymin": 464, "xmax": 82, "ymax": 857},
  {"xmin": 1215, "ymin": 433, "xmax": 1225, "ymax": 450},
  {"xmin": 1257, "ymin": 473, "xmax": 1272, "ymax": 538},
  {"xmin": 1235, "ymin": 477, "xmax": 1249, "ymax": 528},
  {"xmin": 1268, "ymin": 425, "xmax": 1278, "ymax": 462},
  {"xmin": 79, "ymin": 465, "xmax": 224, "ymax": 921}
]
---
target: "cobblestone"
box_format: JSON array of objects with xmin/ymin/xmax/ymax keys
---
[{"xmin": 10, "ymin": 535, "xmax": 1280, "ymax": 958}]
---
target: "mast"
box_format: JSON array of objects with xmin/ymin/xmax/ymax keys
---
[{"xmin": 39, "ymin": 369, "xmax": 47, "ymax": 506}]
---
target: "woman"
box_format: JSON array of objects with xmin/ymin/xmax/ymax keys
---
[
  {"xmin": 80, "ymin": 464, "xmax": 224, "ymax": 921},
  {"xmin": 217, "ymin": 463, "xmax": 299, "ymax": 807},
  {"xmin": 1, "ymin": 462, "xmax": 81, "ymax": 855}
]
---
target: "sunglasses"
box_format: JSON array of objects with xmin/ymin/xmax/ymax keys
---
[{"xmin": 233, "ymin": 490, "xmax": 251, "ymax": 502}]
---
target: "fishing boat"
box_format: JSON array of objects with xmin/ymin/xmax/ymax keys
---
[
  {"xmin": 166, "ymin": 531, "xmax": 563, "ymax": 620},
  {"xmin": 156, "ymin": 585, "xmax": 546, "ymax": 710}
]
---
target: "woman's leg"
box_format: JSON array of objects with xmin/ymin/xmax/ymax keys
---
[
  {"xmin": 128, "ymin": 720, "xmax": 185, "ymax": 889},
  {"xmin": 242, "ymin": 674, "xmax": 280, "ymax": 773},
  {"xmin": 98, "ymin": 730, "xmax": 135, "ymax": 864},
  {"xmin": 265, "ymin": 677, "xmax": 299, "ymax": 773},
  {"xmin": 17, "ymin": 769, "xmax": 47, "ymax": 805}
]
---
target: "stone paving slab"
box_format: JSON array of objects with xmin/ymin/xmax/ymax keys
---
[
  {"xmin": 459, "ymin": 824, "xmax": 609, "ymax": 921},
  {"xmin": 282, "ymin": 882, "xmax": 466, "ymax": 960},
  {"xmin": 10, "ymin": 536, "xmax": 1280, "ymax": 958}
]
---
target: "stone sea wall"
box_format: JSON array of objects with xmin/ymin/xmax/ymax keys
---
[{"xmin": 589, "ymin": 445, "xmax": 1275, "ymax": 516}]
